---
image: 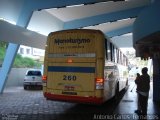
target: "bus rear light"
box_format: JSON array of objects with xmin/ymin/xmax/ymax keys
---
[
  {"xmin": 96, "ymin": 78, "xmax": 104, "ymax": 89},
  {"xmin": 42, "ymin": 75, "xmax": 47, "ymax": 82},
  {"xmin": 67, "ymin": 59, "xmax": 73, "ymax": 63},
  {"xmin": 96, "ymin": 78, "xmax": 104, "ymax": 83}
]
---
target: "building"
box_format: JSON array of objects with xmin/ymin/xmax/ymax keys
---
[{"xmin": 18, "ymin": 45, "xmax": 45, "ymax": 62}]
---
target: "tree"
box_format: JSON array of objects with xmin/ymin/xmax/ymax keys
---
[{"xmin": 0, "ymin": 41, "xmax": 8, "ymax": 48}]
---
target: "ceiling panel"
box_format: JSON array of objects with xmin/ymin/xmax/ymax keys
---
[
  {"xmin": 83, "ymin": 18, "xmax": 135, "ymax": 33},
  {"xmin": 45, "ymin": 0, "xmax": 150, "ymax": 22},
  {"xmin": 0, "ymin": 0, "xmax": 151, "ymax": 51}
]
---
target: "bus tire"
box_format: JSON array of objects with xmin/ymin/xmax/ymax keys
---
[
  {"xmin": 24, "ymin": 85, "xmax": 27, "ymax": 90},
  {"xmin": 114, "ymin": 82, "xmax": 119, "ymax": 101}
]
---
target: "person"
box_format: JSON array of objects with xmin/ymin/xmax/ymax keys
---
[
  {"xmin": 108, "ymin": 72, "xmax": 114, "ymax": 79},
  {"xmin": 135, "ymin": 67, "xmax": 150, "ymax": 115},
  {"xmin": 134, "ymin": 73, "xmax": 141, "ymax": 114},
  {"xmin": 135, "ymin": 73, "xmax": 141, "ymax": 89}
]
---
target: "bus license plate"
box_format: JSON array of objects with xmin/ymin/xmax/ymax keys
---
[
  {"xmin": 62, "ymin": 91, "xmax": 77, "ymax": 95},
  {"xmin": 64, "ymin": 86, "xmax": 75, "ymax": 91}
]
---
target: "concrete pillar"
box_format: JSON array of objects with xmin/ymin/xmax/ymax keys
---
[
  {"xmin": 0, "ymin": 3, "xmax": 33, "ymax": 93},
  {"xmin": 0, "ymin": 44, "xmax": 19, "ymax": 93},
  {"xmin": 152, "ymin": 58, "xmax": 160, "ymax": 102},
  {"xmin": 133, "ymin": 0, "xmax": 160, "ymax": 102}
]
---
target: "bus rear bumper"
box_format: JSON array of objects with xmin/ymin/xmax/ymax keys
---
[{"xmin": 44, "ymin": 92, "xmax": 103, "ymax": 105}]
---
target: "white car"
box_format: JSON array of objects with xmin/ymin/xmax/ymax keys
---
[{"xmin": 24, "ymin": 69, "xmax": 42, "ymax": 89}]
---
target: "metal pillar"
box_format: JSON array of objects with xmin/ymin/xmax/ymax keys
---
[{"xmin": 153, "ymin": 58, "xmax": 160, "ymax": 102}]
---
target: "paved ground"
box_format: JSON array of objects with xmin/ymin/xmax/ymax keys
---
[
  {"xmin": 0, "ymin": 85, "xmax": 125, "ymax": 120},
  {"xmin": 114, "ymin": 80, "xmax": 160, "ymax": 120},
  {"xmin": 0, "ymin": 79, "xmax": 159, "ymax": 120}
]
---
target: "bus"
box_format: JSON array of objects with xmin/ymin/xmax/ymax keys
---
[{"xmin": 42, "ymin": 29, "xmax": 128, "ymax": 104}]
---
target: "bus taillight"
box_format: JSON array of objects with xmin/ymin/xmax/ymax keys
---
[
  {"xmin": 42, "ymin": 75, "xmax": 47, "ymax": 82},
  {"xmin": 67, "ymin": 59, "xmax": 73, "ymax": 63},
  {"xmin": 96, "ymin": 78, "xmax": 104, "ymax": 89},
  {"xmin": 96, "ymin": 78, "xmax": 104, "ymax": 83}
]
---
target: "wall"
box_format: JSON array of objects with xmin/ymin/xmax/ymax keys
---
[{"xmin": 0, "ymin": 68, "xmax": 32, "ymax": 87}]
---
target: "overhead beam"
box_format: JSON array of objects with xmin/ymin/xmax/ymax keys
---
[
  {"xmin": 107, "ymin": 25, "xmax": 133, "ymax": 48},
  {"xmin": 0, "ymin": 20, "xmax": 132, "ymax": 49},
  {"xmin": 63, "ymin": 6, "xmax": 145, "ymax": 29},
  {"xmin": 106, "ymin": 25, "xmax": 132, "ymax": 38},
  {"xmin": 133, "ymin": 0, "xmax": 160, "ymax": 45},
  {"xmin": 111, "ymin": 34, "xmax": 133, "ymax": 48},
  {"xmin": 28, "ymin": 0, "xmax": 121, "ymax": 10},
  {"xmin": 0, "ymin": 20, "xmax": 46, "ymax": 49}
]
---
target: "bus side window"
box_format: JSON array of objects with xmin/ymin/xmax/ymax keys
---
[
  {"xmin": 115, "ymin": 66, "xmax": 119, "ymax": 77},
  {"xmin": 104, "ymin": 72, "xmax": 108, "ymax": 80},
  {"xmin": 110, "ymin": 43, "xmax": 113, "ymax": 61},
  {"xmin": 107, "ymin": 41, "xmax": 111, "ymax": 61},
  {"xmin": 105, "ymin": 39, "xmax": 108, "ymax": 60},
  {"xmin": 112, "ymin": 45, "xmax": 115, "ymax": 62},
  {"xmin": 114, "ymin": 47, "xmax": 117, "ymax": 63},
  {"xmin": 116, "ymin": 49, "xmax": 119, "ymax": 64}
]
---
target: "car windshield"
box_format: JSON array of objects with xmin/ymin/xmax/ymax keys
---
[{"xmin": 27, "ymin": 71, "xmax": 42, "ymax": 76}]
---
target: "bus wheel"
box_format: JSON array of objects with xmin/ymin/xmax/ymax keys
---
[
  {"xmin": 24, "ymin": 85, "xmax": 27, "ymax": 90},
  {"xmin": 114, "ymin": 82, "xmax": 119, "ymax": 101},
  {"xmin": 126, "ymin": 78, "xmax": 128, "ymax": 86}
]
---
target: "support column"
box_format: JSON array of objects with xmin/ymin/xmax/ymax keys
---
[
  {"xmin": 0, "ymin": 2, "xmax": 33, "ymax": 93},
  {"xmin": 0, "ymin": 43, "xmax": 19, "ymax": 93},
  {"xmin": 152, "ymin": 58, "xmax": 160, "ymax": 102}
]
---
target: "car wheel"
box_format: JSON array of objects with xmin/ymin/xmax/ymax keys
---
[{"xmin": 24, "ymin": 85, "xmax": 27, "ymax": 90}]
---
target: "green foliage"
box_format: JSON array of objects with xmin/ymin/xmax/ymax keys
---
[
  {"xmin": 13, "ymin": 54, "xmax": 42, "ymax": 68},
  {"xmin": 123, "ymin": 71, "xmax": 128, "ymax": 77},
  {"xmin": 126, "ymin": 51, "xmax": 148, "ymax": 67},
  {"xmin": 0, "ymin": 47, "xmax": 6, "ymax": 65},
  {"xmin": 0, "ymin": 41, "xmax": 42, "ymax": 68},
  {"xmin": 0, "ymin": 41, "xmax": 8, "ymax": 48},
  {"xmin": 0, "ymin": 41, "xmax": 7, "ymax": 66}
]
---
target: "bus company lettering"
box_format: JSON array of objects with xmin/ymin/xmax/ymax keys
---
[{"xmin": 54, "ymin": 38, "xmax": 90, "ymax": 45}]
